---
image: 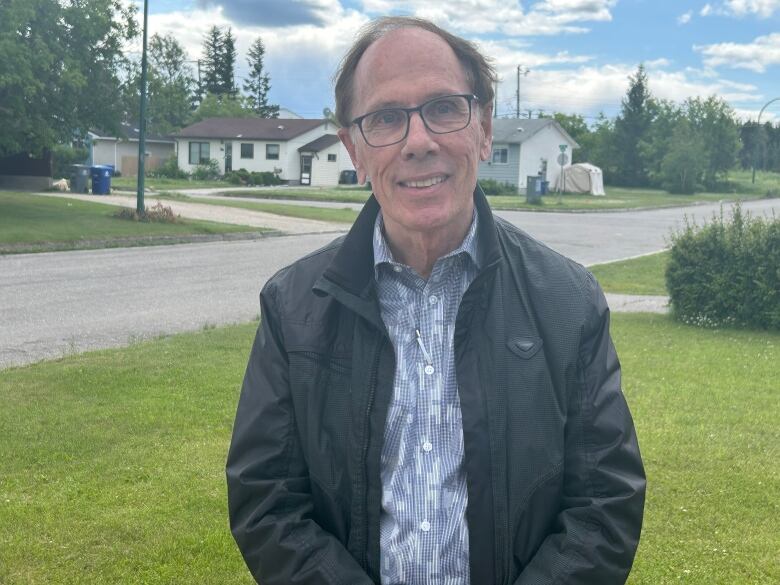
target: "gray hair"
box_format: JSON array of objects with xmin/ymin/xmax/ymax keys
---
[{"xmin": 333, "ymin": 16, "xmax": 497, "ymax": 128}]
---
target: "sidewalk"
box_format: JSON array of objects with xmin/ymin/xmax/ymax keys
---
[
  {"xmin": 605, "ymin": 293, "xmax": 669, "ymax": 314},
  {"xmin": 32, "ymin": 192, "xmax": 347, "ymax": 235}
]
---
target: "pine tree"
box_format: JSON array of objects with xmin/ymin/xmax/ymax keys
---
[
  {"xmin": 613, "ymin": 64, "xmax": 653, "ymax": 186},
  {"xmin": 244, "ymin": 37, "xmax": 279, "ymax": 118},
  {"xmin": 218, "ymin": 27, "xmax": 238, "ymax": 96},
  {"xmin": 200, "ymin": 26, "xmax": 223, "ymax": 98}
]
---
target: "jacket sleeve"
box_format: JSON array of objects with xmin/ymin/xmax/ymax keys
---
[
  {"xmin": 226, "ymin": 285, "xmax": 374, "ymax": 585},
  {"xmin": 515, "ymin": 276, "xmax": 646, "ymax": 585}
]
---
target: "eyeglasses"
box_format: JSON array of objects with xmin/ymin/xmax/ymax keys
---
[{"xmin": 351, "ymin": 93, "xmax": 478, "ymax": 148}]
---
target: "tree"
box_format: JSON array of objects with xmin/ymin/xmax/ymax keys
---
[
  {"xmin": 613, "ymin": 64, "xmax": 653, "ymax": 186},
  {"xmin": 200, "ymin": 26, "xmax": 223, "ymax": 98},
  {"xmin": 244, "ymin": 37, "xmax": 279, "ymax": 118},
  {"xmin": 585, "ymin": 113, "xmax": 619, "ymax": 183},
  {"xmin": 218, "ymin": 27, "xmax": 238, "ymax": 97},
  {"xmin": 660, "ymin": 122, "xmax": 706, "ymax": 194},
  {"xmin": 147, "ymin": 34, "xmax": 196, "ymax": 133},
  {"xmin": 684, "ymin": 96, "xmax": 740, "ymax": 188},
  {"xmin": 189, "ymin": 92, "xmax": 254, "ymax": 124},
  {"xmin": 550, "ymin": 113, "xmax": 590, "ymax": 162},
  {"xmin": 0, "ymin": 0, "xmax": 137, "ymax": 156},
  {"xmin": 639, "ymin": 98, "xmax": 684, "ymax": 187}
]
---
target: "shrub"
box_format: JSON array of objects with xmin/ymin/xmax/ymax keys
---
[
  {"xmin": 52, "ymin": 144, "xmax": 88, "ymax": 180},
  {"xmin": 666, "ymin": 204, "xmax": 780, "ymax": 330},
  {"xmin": 247, "ymin": 171, "xmax": 282, "ymax": 186},
  {"xmin": 191, "ymin": 159, "xmax": 221, "ymax": 181},
  {"xmin": 150, "ymin": 156, "xmax": 189, "ymax": 179},
  {"xmin": 114, "ymin": 202, "xmax": 180, "ymax": 223},
  {"xmin": 479, "ymin": 179, "xmax": 518, "ymax": 196}
]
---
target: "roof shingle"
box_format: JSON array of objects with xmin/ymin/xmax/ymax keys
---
[{"xmin": 174, "ymin": 118, "xmax": 329, "ymax": 141}]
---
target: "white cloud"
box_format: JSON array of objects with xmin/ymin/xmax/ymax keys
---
[
  {"xmin": 699, "ymin": 1, "xmax": 780, "ymax": 17},
  {"xmin": 678, "ymin": 10, "xmax": 693, "ymax": 24},
  {"xmin": 360, "ymin": 0, "xmax": 617, "ymax": 36},
  {"xmin": 695, "ymin": 32, "xmax": 780, "ymax": 72}
]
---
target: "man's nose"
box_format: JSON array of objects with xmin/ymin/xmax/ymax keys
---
[{"xmin": 401, "ymin": 111, "xmax": 439, "ymax": 158}]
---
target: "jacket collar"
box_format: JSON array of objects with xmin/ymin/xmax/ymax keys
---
[{"xmin": 314, "ymin": 183, "xmax": 502, "ymax": 302}]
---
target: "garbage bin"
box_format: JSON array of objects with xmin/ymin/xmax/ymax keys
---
[
  {"xmin": 339, "ymin": 169, "xmax": 357, "ymax": 184},
  {"xmin": 540, "ymin": 180, "xmax": 549, "ymax": 195},
  {"xmin": 90, "ymin": 165, "xmax": 112, "ymax": 195},
  {"xmin": 70, "ymin": 164, "xmax": 91, "ymax": 193},
  {"xmin": 526, "ymin": 175, "xmax": 543, "ymax": 204}
]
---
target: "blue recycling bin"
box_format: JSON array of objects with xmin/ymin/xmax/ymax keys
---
[{"xmin": 90, "ymin": 165, "xmax": 112, "ymax": 195}]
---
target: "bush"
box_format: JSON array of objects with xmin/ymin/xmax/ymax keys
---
[
  {"xmin": 52, "ymin": 144, "xmax": 88, "ymax": 180},
  {"xmin": 666, "ymin": 204, "xmax": 780, "ymax": 330},
  {"xmin": 150, "ymin": 156, "xmax": 189, "ymax": 179},
  {"xmin": 479, "ymin": 179, "xmax": 518, "ymax": 196},
  {"xmin": 191, "ymin": 159, "xmax": 220, "ymax": 181},
  {"xmin": 248, "ymin": 171, "xmax": 282, "ymax": 186},
  {"xmin": 114, "ymin": 202, "xmax": 180, "ymax": 223}
]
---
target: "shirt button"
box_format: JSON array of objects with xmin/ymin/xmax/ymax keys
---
[
  {"xmin": 422, "ymin": 441, "xmax": 433, "ymax": 452},
  {"xmin": 424, "ymin": 365, "xmax": 434, "ymax": 375},
  {"xmin": 428, "ymin": 295, "xmax": 438, "ymax": 304},
  {"xmin": 393, "ymin": 265, "xmax": 402, "ymax": 273},
  {"xmin": 420, "ymin": 520, "xmax": 431, "ymax": 532},
  {"xmin": 406, "ymin": 414, "xmax": 414, "ymax": 424}
]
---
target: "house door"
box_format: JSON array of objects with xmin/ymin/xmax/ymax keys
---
[
  {"xmin": 224, "ymin": 143, "xmax": 232, "ymax": 173},
  {"xmin": 300, "ymin": 154, "xmax": 312, "ymax": 185}
]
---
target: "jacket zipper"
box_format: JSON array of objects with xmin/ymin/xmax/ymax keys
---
[{"xmin": 360, "ymin": 335, "xmax": 384, "ymax": 573}]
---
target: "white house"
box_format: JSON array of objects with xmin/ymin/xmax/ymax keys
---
[
  {"xmin": 88, "ymin": 122, "xmax": 175, "ymax": 176},
  {"xmin": 173, "ymin": 118, "xmax": 354, "ymax": 186},
  {"xmin": 479, "ymin": 118, "xmax": 579, "ymax": 192}
]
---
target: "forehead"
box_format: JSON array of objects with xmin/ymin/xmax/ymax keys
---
[{"xmin": 352, "ymin": 27, "xmax": 470, "ymax": 112}]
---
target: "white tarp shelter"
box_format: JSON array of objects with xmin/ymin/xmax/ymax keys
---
[{"xmin": 554, "ymin": 163, "xmax": 605, "ymax": 195}]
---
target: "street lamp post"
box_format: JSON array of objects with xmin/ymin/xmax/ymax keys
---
[
  {"xmin": 752, "ymin": 97, "xmax": 780, "ymax": 185},
  {"xmin": 136, "ymin": 0, "xmax": 149, "ymax": 214}
]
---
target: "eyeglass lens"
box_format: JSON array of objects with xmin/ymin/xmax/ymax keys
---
[{"xmin": 361, "ymin": 95, "xmax": 472, "ymax": 147}]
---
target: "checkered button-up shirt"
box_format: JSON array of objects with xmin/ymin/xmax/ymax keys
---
[{"xmin": 373, "ymin": 210, "xmax": 479, "ymax": 585}]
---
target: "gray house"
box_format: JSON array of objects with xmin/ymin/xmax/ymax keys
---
[
  {"xmin": 88, "ymin": 122, "xmax": 175, "ymax": 176},
  {"xmin": 479, "ymin": 118, "xmax": 579, "ymax": 192}
]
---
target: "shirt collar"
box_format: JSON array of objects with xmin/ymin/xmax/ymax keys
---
[{"xmin": 372, "ymin": 208, "xmax": 480, "ymax": 278}]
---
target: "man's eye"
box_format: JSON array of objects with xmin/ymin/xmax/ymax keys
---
[{"xmin": 368, "ymin": 110, "xmax": 401, "ymax": 127}]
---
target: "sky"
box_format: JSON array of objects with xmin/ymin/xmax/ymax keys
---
[{"xmin": 131, "ymin": 0, "xmax": 780, "ymax": 123}]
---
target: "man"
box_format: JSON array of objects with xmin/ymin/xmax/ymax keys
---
[{"xmin": 226, "ymin": 16, "xmax": 645, "ymax": 585}]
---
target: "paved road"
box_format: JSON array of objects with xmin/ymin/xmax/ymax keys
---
[{"xmin": 2, "ymin": 197, "xmax": 777, "ymax": 369}]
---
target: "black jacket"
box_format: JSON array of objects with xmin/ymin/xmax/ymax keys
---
[{"xmin": 226, "ymin": 188, "xmax": 646, "ymax": 584}]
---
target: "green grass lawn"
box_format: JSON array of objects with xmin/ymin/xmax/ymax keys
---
[
  {"xmin": 0, "ymin": 192, "xmax": 266, "ymax": 253},
  {"xmin": 111, "ymin": 176, "xmax": 229, "ymax": 190},
  {"xmin": 154, "ymin": 192, "xmax": 359, "ymax": 223},
  {"xmin": 0, "ymin": 314, "xmax": 777, "ymax": 584},
  {"xmin": 590, "ymin": 251, "xmax": 670, "ymax": 296}
]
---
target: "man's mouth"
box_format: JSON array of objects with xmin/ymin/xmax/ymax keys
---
[{"xmin": 399, "ymin": 175, "xmax": 447, "ymax": 188}]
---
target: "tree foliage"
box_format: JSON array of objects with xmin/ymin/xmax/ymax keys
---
[
  {"xmin": 0, "ymin": 0, "xmax": 137, "ymax": 156},
  {"xmin": 199, "ymin": 26, "xmax": 237, "ymax": 99},
  {"xmin": 244, "ymin": 37, "xmax": 279, "ymax": 118},
  {"xmin": 189, "ymin": 93, "xmax": 254, "ymax": 124},
  {"xmin": 612, "ymin": 64, "xmax": 652, "ymax": 186}
]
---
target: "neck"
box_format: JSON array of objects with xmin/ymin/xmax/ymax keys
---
[{"xmin": 383, "ymin": 209, "xmax": 473, "ymax": 280}]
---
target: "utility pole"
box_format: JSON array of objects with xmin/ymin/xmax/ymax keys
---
[
  {"xmin": 752, "ymin": 97, "xmax": 779, "ymax": 184},
  {"xmin": 516, "ymin": 65, "xmax": 529, "ymax": 119},
  {"xmin": 136, "ymin": 0, "xmax": 149, "ymax": 214}
]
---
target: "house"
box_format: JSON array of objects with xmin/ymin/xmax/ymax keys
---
[
  {"xmin": 173, "ymin": 118, "xmax": 355, "ymax": 186},
  {"xmin": 88, "ymin": 122, "xmax": 176, "ymax": 176},
  {"xmin": 479, "ymin": 118, "xmax": 579, "ymax": 192}
]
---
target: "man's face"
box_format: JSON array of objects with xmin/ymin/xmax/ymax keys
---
[{"xmin": 338, "ymin": 28, "xmax": 492, "ymax": 240}]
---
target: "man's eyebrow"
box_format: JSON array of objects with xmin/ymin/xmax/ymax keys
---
[{"xmin": 362, "ymin": 92, "xmax": 465, "ymax": 113}]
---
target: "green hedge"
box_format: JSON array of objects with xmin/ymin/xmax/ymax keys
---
[{"xmin": 666, "ymin": 204, "xmax": 780, "ymax": 330}]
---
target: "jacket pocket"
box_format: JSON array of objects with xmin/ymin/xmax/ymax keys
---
[
  {"xmin": 287, "ymin": 348, "xmax": 352, "ymax": 493},
  {"xmin": 507, "ymin": 336, "xmax": 543, "ymax": 359}
]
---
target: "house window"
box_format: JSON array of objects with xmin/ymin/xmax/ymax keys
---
[
  {"xmin": 327, "ymin": 153, "xmax": 337, "ymax": 162},
  {"xmin": 492, "ymin": 147, "xmax": 508, "ymax": 164},
  {"xmin": 240, "ymin": 143, "xmax": 254, "ymax": 159},
  {"xmin": 189, "ymin": 142, "xmax": 210, "ymax": 165},
  {"xmin": 266, "ymin": 144, "xmax": 280, "ymax": 160}
]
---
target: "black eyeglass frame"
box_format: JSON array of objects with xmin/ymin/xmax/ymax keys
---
[{"xmin": 350, "ymin": 93, "xmax": 480, "ymax": 148}]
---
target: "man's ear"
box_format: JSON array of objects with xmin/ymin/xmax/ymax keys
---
[
  {"xmin": 338, "ymin": 127, "xmax": 367, "ymax": 184},
  {"xmin": 478, "ymin": 104, "xmax": 493, "ymax": 162}
]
